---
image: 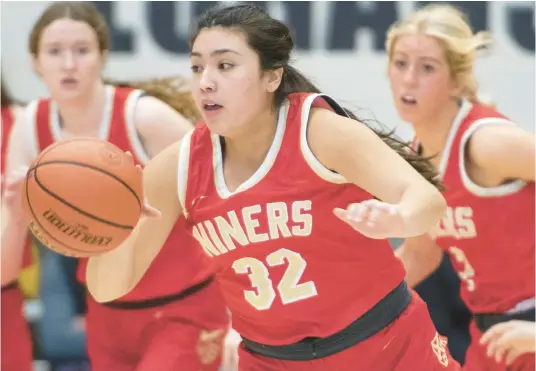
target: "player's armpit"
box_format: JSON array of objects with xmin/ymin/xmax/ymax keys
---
[
  {"xmin": 468, "ymin": 124, "xmax": 535, "ymax": 183},
  {"xmin": 306, "ymin": 107, "xmax": 446, "ymax": 236},
  {"xmin": 87, "ymin": 140, "xmax": 184, "ymax": 302}
]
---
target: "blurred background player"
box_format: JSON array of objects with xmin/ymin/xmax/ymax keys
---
[
  {"xmin": 386, "ymin": 4, "xmax": 535, "ymax": 371},
  {"xmin": 1, "ymin": 79, "xmax": 34, "ymax": 371},
  {"xmin": 86, "ymin": 4, "xmax": 461, "ymax": 371},
  {"xmin": 4, "ymin": 2, "xmax": 232, "ymax": 370}
]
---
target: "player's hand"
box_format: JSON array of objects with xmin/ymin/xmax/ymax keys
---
[
  {"xmin": 480, "ymin": 320, "xmax": 536, "ymax": 365},
  {"xmin": 126, "ymin": 151, "xmax": 161, "ymax": 219},
  {"xmin": 333, "ymin": 199, "xmax": 404, "ymax": 239},
  {"xmin": 221, "ymin": 328, "xmax": 240, "ymax": 371}
]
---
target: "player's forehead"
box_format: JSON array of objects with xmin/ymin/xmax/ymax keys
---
[
  {"xmin": 393, "ymin": 33, "xmax": 445, "ymax": 62},
  {"xmin": 190, "ymin": 27, "xmax": 251, "ymax": 59},
  {"xmin": 40, "ymin": 18, "xmax": 98, "ymax": 47}
]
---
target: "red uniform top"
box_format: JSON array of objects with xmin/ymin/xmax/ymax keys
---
[
  {"xmin": 2, "ymin": 105, "xmax": 33, "ymax": 269},
  {"xmin": 30, "ymin": 85, "xmax": 214, "ymax": 300},
  {"xmin": 179, "ymin": 92, "xmax": 406, "ymax": 345},
  {"xmin": 420, "ymin": 100, "xmax": 535, "ymax": 314}
]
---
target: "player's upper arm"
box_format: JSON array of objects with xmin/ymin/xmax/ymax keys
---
[
  {"xmin": 5, "ymin": 104, "xmax": 38, "ymax": 179},
  {"xmin": 134, "ymin": 95, "xmax": 194, "ymax": 159},
  {"xmin": 307, "ymin": 108, "xmax": 439, "ymax": 204},
  {"xmin": 468, "ymin": 123, "xmax": 535, "ymax": 182},
  {"xmin": 87, "ymin": 140, "xmax": 184, "ymax": 302}
]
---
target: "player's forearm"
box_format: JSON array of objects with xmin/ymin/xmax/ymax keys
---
[
  {"xmin": 397, "ymin": 186, "xmax": 446, "ymax": 237},
  {"xmin": 395, "ymin": 242, "xmax": 442, "ymax": 288},
  {"xmin": 86, "ymin": 223, "xmax": 142, "ymax": 302}
]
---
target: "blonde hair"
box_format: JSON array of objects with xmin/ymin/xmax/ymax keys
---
[{"xmin": 386, "ymin": 4, "xmax": 493, "ymax": 105}]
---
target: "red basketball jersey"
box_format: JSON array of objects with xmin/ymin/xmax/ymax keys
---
[
  {"xmin": 419, "ymin": 100, "xmax": 535, "ymax": 314},
  {"xmin": 30, "ymin": 85, "xmax": 214, "ymax": 300},
  {"xmin": 179, "ymin": 92, "xmax": 406, "ymax": 345}
]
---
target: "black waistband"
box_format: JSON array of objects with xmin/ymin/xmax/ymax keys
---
[
  {"xmin": 474, "ymin": 307, "xmax": 535, "ymax": 333},
  {"xmin": 101, "ymin": 275, "xmax": 214, "ymax": 310},
  {"xmin": 242, "ymin": 281, "xmax": 412, "ymax": 361},
  {"xmin": 1, "ymin": 281, "xmax": 18, "ymax": 292}
]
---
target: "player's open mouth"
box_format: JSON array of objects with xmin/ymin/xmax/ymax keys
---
[
  {"xmin": 61, "ymin": 78, "xmax": 79, "ymax": 89},
  {"xmin": 401, "ymin": 95, "xmax": 417, "ymax": 105},
  {"xmin": 204, "ymin": 103, "xmax": 223, "ymax": 111}
]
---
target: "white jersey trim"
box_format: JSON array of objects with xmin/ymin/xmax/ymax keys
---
[
  {"xmin": 299, "ymin": 93, "xmax": 348, "ymax": 184},
  {"xmin": 212, "ymin": 101, "xmax": 288, "ymax": 199},
  {"xmin": 412, "ymin": 99, "xmax": 473, "ymax": 179},
  {"xmin": 25, "ymin": 100, "xmax": 40, "ymax": 159},
  {"xmin": 459, "ymin": 118, "xmax": 526, "ymax": 197},
  {"xmin": 177, "ymin": 128, "xmax": 194, "ymax": 217},
  {"xmin": 124, "ymin": 89, "xmax": 149, "ymax": 166}
]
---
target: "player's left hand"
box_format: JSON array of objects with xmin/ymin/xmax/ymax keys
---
[
  {"xmin": 333, "ymin": 199, "xmax": 403, "ymax": 239},
  {"xmin": 480, "ymin": 320, "xmax": 536, "ymax": 365}
]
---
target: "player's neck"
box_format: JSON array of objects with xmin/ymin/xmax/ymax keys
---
[
  {"xmin": 54, "ymin": 82, "xmax": 107, "ymax": 137},
  {"xmin": 412, "ymin": 99, "xmax": 461, "ymax": 158},
  {"xmin": 222, "ymin": 107, "xmax": 279, "ymax": 170}
]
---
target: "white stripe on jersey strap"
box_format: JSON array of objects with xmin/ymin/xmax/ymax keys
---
[
  {"xmin": 177, "ymin": 128, "xmax": 194, "ymax": 217},
  {"xmin": 212, "ymin": 101, "xmax": 288, "ymax": 199},
  {"xmin": 25, "ymin": 100, "xmax": 40, "ymax": 159},
  {"xmin": 124, "ymin": 89, "xmax": 149, "ymax": 165},
  {"xmin": 299, "ymin": 93, "xmax": 348, "ymax": 184},
  {"xmin": 459, "ymin": 117, "xmax": 526, "ymax": 197}
]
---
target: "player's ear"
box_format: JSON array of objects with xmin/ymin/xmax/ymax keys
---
[{"xmin": 265, "ymin": 67, "xmax": 283, "ymax": 93}]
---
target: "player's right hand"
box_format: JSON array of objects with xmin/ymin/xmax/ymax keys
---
[{"xmin": 126, "ymin": 151, "xmax": 161, "ymax": 219}]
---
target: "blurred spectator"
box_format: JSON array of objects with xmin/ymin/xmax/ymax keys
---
[{"xmin": 38, "ymin": 246, "xmax": 89, "ymax": 371}]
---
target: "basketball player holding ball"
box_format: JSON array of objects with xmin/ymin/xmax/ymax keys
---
[
  {"xmin": 84, "ymin": 4, "xmax": 462, "ymax": 370},
  {"xmin": 1, "ymin": 81, "xmax": 34, "ymax": 371},
  {"xmin": 386, "ymin": 5, "xmax": 535, "ymax": 371},
  {"xmin": 4, "ymin": 2, "xmax": 232, "ymax": 370}
]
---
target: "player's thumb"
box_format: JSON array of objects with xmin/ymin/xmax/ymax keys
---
[
  {"xmin": 141, "ymin": 201, "xmax": 161, "ymax": 218},
  {"xmin": 333, "ymin": 208, "xmax": 350, "ymax": 223}
]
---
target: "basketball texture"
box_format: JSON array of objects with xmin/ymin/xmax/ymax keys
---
[{"xmin": 21, "ymin": 138, "xmax": 143, "ymax": 257}]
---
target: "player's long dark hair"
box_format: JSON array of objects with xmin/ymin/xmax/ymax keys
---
[{"xmin": 191, "ymin": 4, "xmax": 443, "ymax": 190}]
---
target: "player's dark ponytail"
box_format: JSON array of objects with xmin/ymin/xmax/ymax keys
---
[
  {"xmin": 192, "ymin": 3, "xmax": 443, "ymax": 191},
  {"xmin": 277, "ymin": 65, "xmax": 443, "ymax": 191}
]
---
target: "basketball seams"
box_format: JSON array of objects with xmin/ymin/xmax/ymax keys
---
[
  {"xmin": 32, "ymin": 161, "xmax": 139, "ymax": 229},
  {"xmin": 24, "ymin": 168, "xmax": 96, "ymax": 257}
]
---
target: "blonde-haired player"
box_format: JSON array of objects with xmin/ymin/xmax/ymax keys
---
[{"xmin": 386, "ymin": 4, "xmax": 535, "ymax": 371}]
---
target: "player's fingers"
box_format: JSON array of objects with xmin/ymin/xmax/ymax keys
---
[
  {"xmin": 505, "ymin": 348, "xmax": 522, "ymax": 366},
  {"xmin": 333, "ymin": 207, "xmax": 349, "ymax": 221},
  {"xmin": 348, "ymin": 203, "xmax": 369, "ymax": 222},
  {"xmin": 481, "ymin": 322, "xmax": 512, "ymax": 345},
  {"xmin": 361, "ymin": 199, "xmax": 397, "ymax": 214}
]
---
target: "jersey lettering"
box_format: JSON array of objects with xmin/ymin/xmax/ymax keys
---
[{"xmin": 192, "ymin": 200, "xmax": 313, "ymax": 257}]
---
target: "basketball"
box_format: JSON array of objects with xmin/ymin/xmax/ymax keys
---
[{"xmin": 21, "ymin": 138, "xmax": 143, "ymax": 258}]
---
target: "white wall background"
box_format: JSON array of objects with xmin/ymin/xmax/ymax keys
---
[{"xmin": 1, "ymin": 1, "xmax": 534, "ymax": 139}]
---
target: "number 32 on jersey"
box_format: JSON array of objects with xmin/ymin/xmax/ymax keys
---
[{"xmin": 232, "ymin": 248, "xmax": 318, "ymax": 310}]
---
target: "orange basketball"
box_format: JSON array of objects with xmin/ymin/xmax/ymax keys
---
[{"xmin": 21, "ymin": 138, "xmax": 143, "ymax": 258}]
